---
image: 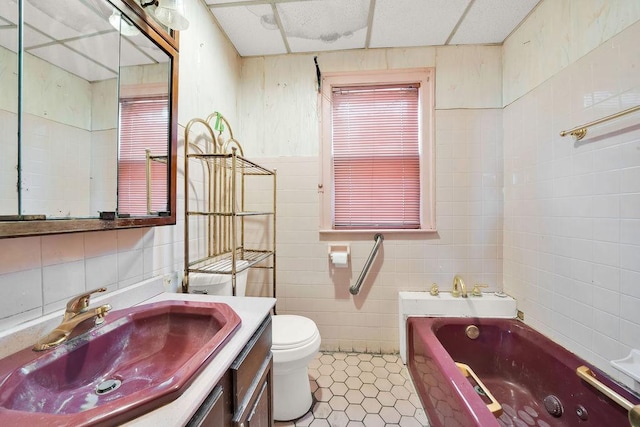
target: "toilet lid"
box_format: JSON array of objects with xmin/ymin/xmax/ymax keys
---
[{"xmin": 272, "ymin": 315, "xmax": 319, "ymax": 350}]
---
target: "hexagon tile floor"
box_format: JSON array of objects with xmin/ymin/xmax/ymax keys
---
[{"xmin": 275, "ymin": 352, "xmax": 429, "ymax": 427}]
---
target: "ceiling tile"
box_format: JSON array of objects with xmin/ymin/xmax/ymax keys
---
[
  {"xmin": 450, "ymin": 0, "xmax": 540, "ymax": 44},
  {"xmin": 370, "ymin": 0, "xmax": 469, "ymax": 48},
  {"xmin": 0, "ymin": 26, "xmax": 54, "ymax": 53},
  {"xmin": 205, "ymin": 0, "xmax": 251, "ymax": 4},
  {"xmin": 119, "ymin": 36, "xmax": 159, "ymax": 67},
  {"xmin": 24, "ymin": 0, "xmax": 111, "ymax": 41},
  {"xmin": 210, "ymin": 4, "xmax": 287, "ymax": 56},
  {"xmin": 276, "ymin": 0, "xmax": 369, "ymax": 53},
  {"xmin": 66, "ymin": 31, "xmax": 164, "ymax": 71},
  {"xmin": 65, "ymin": 32, "xmax": 121, "ymax": 71},
  {"xmin": 0, "ymin": 28, "xmax": 17, "ymax": 52},
  {"xmin": 27, "ymin": 44, "xmax": 116, "ymax": 82},
  {"xmin": 0, "ymin": 1, "xmax": 17, "ymax": 25},
  {"xmin": 124, "ymin": 32, "xmax": 171, "ymax": 64},
  {"xmin": 286, "ymin": 26, "xmax": 367, "ymax": 53},
  {"xmin": 23, "ymin": 26, "xmax": 54, "ymax": 48}
]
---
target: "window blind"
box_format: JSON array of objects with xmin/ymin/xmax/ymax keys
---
[
  {"xmin": 118, "ymin": 97, "xmax": 169, "ymax": 215},
  {"xmin": 332, "ymin": 85, "xmax": 420, "ymax": 229}
]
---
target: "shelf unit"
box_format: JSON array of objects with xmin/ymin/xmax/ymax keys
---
[{"xmin": 183, "ymin": 113, "xmax": 276, "ymax": 305}]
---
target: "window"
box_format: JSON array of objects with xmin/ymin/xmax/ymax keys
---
[
  {"xmin": 118, "ymin": 97, "xmax": 169, "ymax": 216},
  {"xmin": 319, "ymin": 69, "xmax": 435, "ymax": 233}
]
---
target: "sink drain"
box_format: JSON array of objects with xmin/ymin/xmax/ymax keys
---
[{"xmin": 95, "ymin": 379, "xmax": 122, "ymax": 395}]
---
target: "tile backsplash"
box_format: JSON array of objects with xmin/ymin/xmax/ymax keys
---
[{"xmin": 0, "ymin": 227, "xmax": 181, "ymax": 330}]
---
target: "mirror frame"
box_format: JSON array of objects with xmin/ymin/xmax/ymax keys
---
[{"xmin": 0, "ymin": 0, "xmax": 178, "ymax": 239}]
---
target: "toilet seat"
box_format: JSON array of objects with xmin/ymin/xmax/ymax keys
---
[{"xmin": 272, "ymin": 315, "xmax": 320, "ymax": 351}]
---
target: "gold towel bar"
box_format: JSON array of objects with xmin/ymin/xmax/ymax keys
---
[
  {"xmin": 576, "ymin": 365, "xmax": 640, "ymax": 427},
  {"xmin": 456, "ymin": 362, "xmax": 503, "ymax": 417},
  {"xmin": 560, "ymin": 105, "xmax": 640, "ymax": 140}
]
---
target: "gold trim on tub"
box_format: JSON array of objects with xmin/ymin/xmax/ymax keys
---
[
  {"xmin": 559, "ymin": 105, "xmax": 640, "ymax": 141},
  {"xmin": 455, "ymin": 362, "xmax": 503, "ymax": 417},
  {"xmin": 576, "ymin": 365, "xmax": 640, "ymax": 427}
]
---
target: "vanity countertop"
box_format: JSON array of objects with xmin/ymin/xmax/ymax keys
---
[
  {"xmin": 123, "ymin": 292, "xmax": 276, "ymax": 426},
  {"xmin": 0, "ymin": 280, "xmax": 275, "ymax": 427}
]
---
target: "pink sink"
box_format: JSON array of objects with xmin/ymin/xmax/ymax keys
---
[{"xmin": 0, "ymin": 300, "xmax": 241, "ymax": 426}]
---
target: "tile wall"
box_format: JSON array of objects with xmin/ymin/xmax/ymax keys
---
[
  {"xmin": 503, "ymin": 9, "xmax": 640, "ymax": 385},
  {"xmin": 0, "ymin": 109, "xmax": 18, "ymax": 213},
  {"xmin": 1, "ymin": 0, "xmax": 638, "ymax": 388},
  {"xmin": 1, "ymin": 46, "xmax": 94, "ymax": 217},
  {"xmin": 21, "ymin": 113, "xmax": 92, "ymax": 217},
  {"xmin": 240, "ymin": 45, "xmax": 505, "ymax": 352}
]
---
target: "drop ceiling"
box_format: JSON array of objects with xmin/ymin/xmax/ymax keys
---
[{"xmin": 207, "ymin": 0, "xmax": 541, "ymax": 57}]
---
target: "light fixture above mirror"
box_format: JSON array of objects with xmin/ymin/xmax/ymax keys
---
[
  {"xmin": 109, "ymin": 10, "xmax": 141, "ymax": 36},
  {"xmin": 140, "ymin": 0, "xmax": 189, "ymax": 31}
]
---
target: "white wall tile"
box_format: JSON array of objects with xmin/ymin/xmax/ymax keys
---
[
  {"xmin": 0, "ymin": 268, "xmax": 42, "ymax": 322},
  {"xmin": 0, "ymin": 236, "xmax": 41, "ymax": 275},
  {"xmin": 85, "ymin": 254, "xmax": 118, "ymax": 290},
  {"xmin": 84, "ymin": 230, "xmax": 117, "ymax": 258},
  {"xmin": 41, "ymin": 233, "xmax": 85, "ymax": 266},
  {"xmin": 117, "ymin": 250, "xmax": 144, "ymax": 284},
  {"xmin": 504, "ymin": 16, "xmax": 640, "ymax": 380},
  {"xmin": 42, "ymin": 260, "xmax": 85, "ymax": 307}
]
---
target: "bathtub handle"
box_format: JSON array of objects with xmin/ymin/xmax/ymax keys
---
[
  {"xmin": 455, "ymin": 362, "xmax": 503, "ymax": 416},
  {"xmin": 577, "ymin": 365, "xmax": 640, "ymax": 427}
]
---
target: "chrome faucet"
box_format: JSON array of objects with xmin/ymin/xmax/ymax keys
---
[
  {"xmin": 34, "ymin": 288, "xmax": 112, "ymax": 351},
  {"xmin": 452, "ymin": 275, "xmax": 467, "ymax": 298}
]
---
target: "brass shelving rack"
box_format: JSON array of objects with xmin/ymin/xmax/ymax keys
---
[{"xmin": 183, "ymin": 112, "xmax": 276, "ymax": 304}]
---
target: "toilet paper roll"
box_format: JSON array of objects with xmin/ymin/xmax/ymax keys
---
[{"xmin": 330, "ymin": 252, "xmax": 349, "ymax": 268}]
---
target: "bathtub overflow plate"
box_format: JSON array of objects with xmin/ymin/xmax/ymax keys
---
[{"xmin": 465, "ymin": 325, "xmax": 480, "ymax": 339}]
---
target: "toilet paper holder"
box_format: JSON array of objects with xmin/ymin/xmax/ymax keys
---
[{"xmin": 328, "ymin": 244, "xmax": 350, "ymax": 267}]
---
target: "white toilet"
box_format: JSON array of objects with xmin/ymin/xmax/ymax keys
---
[
  {"xmin": 187, "ymin": 263, "xmax": 321, "ymax": 421},
  {"xmin": 187, "ymin": 260, "xmax": 249, "ymax": 296},
  {"xmin": 271, "ymin": 314, "xmax": 321, "ymax": 421}
]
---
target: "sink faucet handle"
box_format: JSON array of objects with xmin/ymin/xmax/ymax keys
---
[
  {"xmin": 429, "ymin": 283, "xmax": 439, "ymax": 296},
  {"xmin": 471, "ymin": 284, "xmax": 489, "ymax": 297},
  {"xmin": 93, "ymin": 303, "xmax": 112, "ymax": 325},
  {"xmin": 66, "ymin": 287, "xmax": 107, "ymax": 314}
]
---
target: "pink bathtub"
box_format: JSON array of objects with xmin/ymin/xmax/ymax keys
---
[{"xmin": 407, "ymin": 317, "xmax": 639, "ymax": 427}]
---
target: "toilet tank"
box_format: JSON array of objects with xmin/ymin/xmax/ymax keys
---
[{"xmin": 188, "ymin": 260, "xmax": 249, "ymax": 296}]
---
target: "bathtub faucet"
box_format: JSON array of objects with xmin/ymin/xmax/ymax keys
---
[{"xmin": 452, "ymin": 275, "xmax": 467, "ymax": 298}]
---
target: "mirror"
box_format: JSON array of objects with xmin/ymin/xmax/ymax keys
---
[{"xmin": 0, "ymin": 0, "xmax": 178, "ymax": 237}]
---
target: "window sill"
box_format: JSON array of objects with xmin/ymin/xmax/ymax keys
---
[{"xmin": 319, "ymin": 228, "xmax": 438, "ymax": 239}]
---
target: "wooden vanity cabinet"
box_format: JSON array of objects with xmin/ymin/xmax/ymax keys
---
[
  {"xmin": 187, "ymin": 316, "xmax": 273, "ymax": 427},
  {"xmin": 186, "ymin": 372, "xmax": 233, "ymax": 427}
]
